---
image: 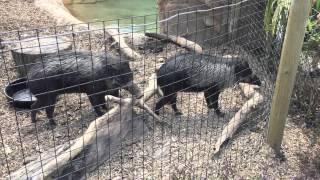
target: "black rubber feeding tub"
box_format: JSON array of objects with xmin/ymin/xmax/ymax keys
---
[{"xmin": 4, "ymin": 78, "xmax": 37, "ymax": 109}]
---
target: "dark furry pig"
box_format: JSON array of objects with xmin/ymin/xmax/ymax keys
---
[
  {"xmin": 28, "ymin": 51, "xmax": 141, "ymax": 125},
  {"xmin": 155, "ymin": 53, "xmax": 261, "ymax": 116}
]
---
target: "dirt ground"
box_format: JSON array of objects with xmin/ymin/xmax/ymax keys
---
[{"xmin": 0, "ymin": 0, "xmax": 320, "ymax": 179}]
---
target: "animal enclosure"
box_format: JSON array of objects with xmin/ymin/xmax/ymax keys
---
[{"xmin": 0, "ymin": 0, "xmax": 319, "ymax": 179}]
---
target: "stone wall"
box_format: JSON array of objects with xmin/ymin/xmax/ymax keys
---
[{"xmin": 157, "ymin": 0, "xmax": 267, "ymax": 50}]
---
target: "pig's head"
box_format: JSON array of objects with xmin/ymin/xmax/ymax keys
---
[
  {"xmin": 234, "ymin": 61, "xmax": 261, "ymax": 86},
  {"xmin": 109, "ymin": 60, "xmax": 143, "ymax": 98}
]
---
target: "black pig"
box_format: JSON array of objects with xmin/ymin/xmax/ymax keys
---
[
  {"xmin": 28, "ymin": 51, "xmax": 141, "ymax": 125},
  {"xmin": 155, "ymin": 53, "xmax": 261, "ymax": 116}
]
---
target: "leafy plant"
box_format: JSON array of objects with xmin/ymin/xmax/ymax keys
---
[
  {"xmin": 264, "ymin": 0, "xmax": 320, "ymax": 51},
  {"xmin": 264, "ymin": 0, "xmax": 291, "ymax": 35},
  {"xmin": 304, "ymin": 1, "xmax": 320, "ymax": 50}
]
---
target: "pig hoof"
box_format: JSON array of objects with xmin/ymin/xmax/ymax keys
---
[
  {"xmin": 175, "ymin": 111, "xmax": 183, "ymax": 116},
  {"xmin": 154, "ymin": 110, "xmax": 160, "ymax": 116},
  {"xmin": 214, "ymin": 109, "xmax": 224, "ymax": 117},
  {"xmin": 45, "ymin": 121, "xmax": 57, "ymax": 129},
  {"xmin": 49, "ymin": 120, "xmax": 57, "ymax": 126},
  {"xmin": 95, "ymin": 112, "xmax": 104, "ymax": 117},
  {"xmin": 216, "ymin": 112, "xmax": 225, "ymax": 117}
]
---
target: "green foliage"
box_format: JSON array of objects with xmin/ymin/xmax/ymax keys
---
[
  {"xmin": 264, "ymin": 0, "xmax": 320, "ymax": 51},
  {"xmin": 264, "ymin": 0, "xmax": 291, "ymax": 35},
  {"xmin": 304, "ymin": 2, "xmax": 320, "ymax": 50}
]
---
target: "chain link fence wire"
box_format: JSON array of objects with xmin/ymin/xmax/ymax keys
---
[{"xmin": 0, "ymin": 0, "xmax": 319, "ymax": 179}]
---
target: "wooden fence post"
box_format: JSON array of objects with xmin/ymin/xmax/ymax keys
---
[{"xmin": 267, "ymin": 0, "xmax": 312, "ymax": 153}]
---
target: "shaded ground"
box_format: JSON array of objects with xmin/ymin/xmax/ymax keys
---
[{"xmin": 0, "ymin": 0, "xmax": 319, "ymax": 179}]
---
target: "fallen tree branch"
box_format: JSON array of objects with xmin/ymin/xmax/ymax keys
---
[
  {"xmin": 213, "ymin": 85, "xmax": 264, "ymax": 155},
  {"xmin": 9, "ymin": 74, "xmax": 162, "ymax": 179},
  {"xmin": 107, "ymin": 28, "xmax": 142, "ymax": 60},
  {"xmin": 239, "ymin": 83, "xmax": 260, "ymax": 98},
  {"xmin": 145, "ymin": 33, "xmax": 203, "ymax": 54},
  {"xmin": 105, "ymin": 95, "xmax": 164, "ymax": 125}
]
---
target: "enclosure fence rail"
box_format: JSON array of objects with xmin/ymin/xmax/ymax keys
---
[{"xmin": 267, "ymin": 0, "xmax": 312, "ymax": 154}]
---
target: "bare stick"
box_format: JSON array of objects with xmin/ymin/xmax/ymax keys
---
[
  {"xmin": 145, "ymin": 33, "xmax": 203, "ymax": 54},
  {"xmin": 105, "ymin": 94, "xmax": 163, "ymax": 124},
  {"xmin": 107, "ymin": 28, "xmax": 142, "ymax": 59},
  {"xmin": 137, "ymin": 101, "xmax": 163, "ymax": 123},
  {"xmin": 239, "ymin": 83, "xmax": 260, "ymax": 98},
  {"xmin": 143, "ymin": 73, "xmax": 158, "ymax": 100},
  {"xmin": 213, "ymin": 90, "xmax": 264, "ymax": 155},
  {"xmin": 134, "ymin": 74, "xmax": 166, "ymax": 124}
]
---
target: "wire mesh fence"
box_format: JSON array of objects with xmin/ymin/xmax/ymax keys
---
[{"xmin": 0, "ymin": 0, "xmax": 319, "ymax": 179}]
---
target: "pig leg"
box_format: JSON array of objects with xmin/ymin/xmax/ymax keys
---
[
  {"xmin": 108, "ymin": 88, "xmax": 120, "ymax": 97},
  {"xmin": 169, "ymin": 94, "xmax": 182, "ymax": 116},
  {"xmin": 87, "ymin": 93, "xmax": 105, "ymax": 117},
  {"xmin": 155, "ymin": 93, "xmax": 177, "ymax": 115},
  {"xmin": 94, "ymin": 90, "xmax": 108, "ymax": 111},
  {"xmin": 85, "ymin": 83, "xmax": 107, "ymax": 116},
  {"xmin": 204, "ymin": 86, "xmax": 224, "ymax": 116},
  {"xmin": 100, "ymin": 96, "xmax": 108, "ymax": 111},
  {"xmin": 31, "ymin": 100, "xmax": 42, "ymax": 123},
  {"xmin": 45, "ymin": 96, "xmax": 57, "ymax": 126},
  {"xmin": 30, "ymin": 95, "xmax": 48, "ymax": 123}
]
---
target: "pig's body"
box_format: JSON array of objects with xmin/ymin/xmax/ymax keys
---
[
  {"xmin": 28, "ymin": 51, "xmax": 139, "ymax": 125},
  {"xmin": 155, "ymin": 53, "xmax": 261, "ymax": 116}
]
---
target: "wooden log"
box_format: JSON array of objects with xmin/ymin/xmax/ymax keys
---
[
  {"xmin": 267, "ymin": 0, "xmax": 311, "ymax": 153},
  {"xmin": 11, "ymin": 37, "xmax": 72, "ymax": 77},
  {"xmin": 239, "ymin": 83, "xmax": 260, "ymax": 98},
  {"xmin": 212, "ymin": 84, "xmax": 264, "ymax": 156},
  {"xmin": 145, "ymin": 33, "xmax": 203, "ymax": 54},
  {"xmin": 106, "ymin": 28, "xmax": 142, "ymax": 60},
  {"xmin": 8, "ymin": 141, "xmax": 75, "ymax": 179}
]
